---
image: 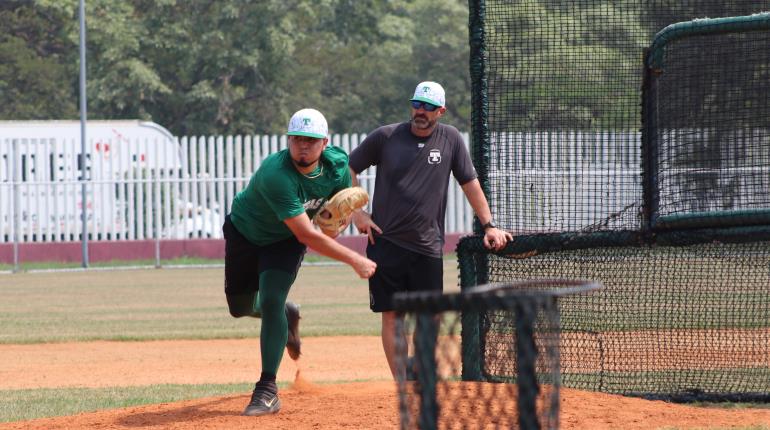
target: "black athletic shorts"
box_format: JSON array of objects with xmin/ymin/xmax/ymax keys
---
[
  {"xmin": 366, "ymin": 238, "xmax": 443, "ymax": 312},
  {"xmin": 223, "ymin": 214, "xmax": 306, "ymax": 298}
]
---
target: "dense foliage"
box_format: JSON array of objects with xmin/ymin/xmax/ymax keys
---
[
  {"xmin": 4, "ymin": 1, "xmax": 760, "ymax": 135},
  {"xmin": 0, "ymin": 0, "xmax": 471, "ymax": 135}
]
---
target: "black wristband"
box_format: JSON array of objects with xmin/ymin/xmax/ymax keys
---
[{"xmin": 482, "ymin": 221, "xmax": 496, "ymax": 230}]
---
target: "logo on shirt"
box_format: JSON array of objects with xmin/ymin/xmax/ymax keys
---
[
  {"xmin": 304, "ymin": 198, "xmax": 325, "ymax": 215},
  {"xmin": 428, "ymin": 149, "xmax": 441, "ymax": 164}
]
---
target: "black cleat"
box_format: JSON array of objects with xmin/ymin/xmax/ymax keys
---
[
  {"xmin": 243, "ymin": 382, "xmax": 281, "ymax": 416},
  {"xmin": 285, "ymin": 302, "xmax": 302, "ymax": 360}
]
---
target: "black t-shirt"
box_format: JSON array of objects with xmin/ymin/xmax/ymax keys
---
[{"xmin": 349, "ymin": 122, "xmax": 477, "ymax": 257}]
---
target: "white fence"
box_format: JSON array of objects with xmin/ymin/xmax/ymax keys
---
[
  {"xmin": 488, "ymin": 131, "xmax": 643, "ymax": 232},
  {"xmin": 6, "ymin": 128, "xmax": 765, "ymax": 248},
  {"xmin": 0, "ymin": 133, "xmax": 476, "ymax": 243}
]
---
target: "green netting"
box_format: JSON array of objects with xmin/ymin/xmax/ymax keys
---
[
  {"xmin": 643, "ymin": 14, "xmax": 770, "ymax": 230},
  {"xmin": 470, "ymin": 0, "xmax": 770, "ymax": 234},
  {"xmin": 458, "ymin": 231, "xmax": 770, "ymax": 402},
  {"xmin": 466, "ymin": 0, "xmax": 770, "ymax": 403}
]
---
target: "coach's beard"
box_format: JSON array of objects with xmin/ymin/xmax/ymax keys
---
[{"xmin": 411, "ymin": 114, "xmax": 436, "ymax": 130}]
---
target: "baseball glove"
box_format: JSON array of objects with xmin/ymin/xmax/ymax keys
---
[{"xmin": 313, "ymin": 187, "xmax": 369, "ymax": 235}]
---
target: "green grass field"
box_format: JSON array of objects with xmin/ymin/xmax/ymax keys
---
[
  {"xmin": 0, "ymin": 257, "xmax": 460, "ymax": 422},
  {"xmin": 0, "ymin": 383, "xmax": 254, "ymax": 424},
  {"xmin": 0, "ymin": 258, "xmax": 460, "ymax": 344}
]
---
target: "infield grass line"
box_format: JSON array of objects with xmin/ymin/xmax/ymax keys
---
[
  {"xmin": 0, "ymin": 382, "xmax": 254, "ymax": 423},
  {"xmin": 0, "ymin": 378, "xmax": 399, "ymax": 423},
  {"xmin": 0, "ymin": 253, "xmax": 458, "ymax": 274}
]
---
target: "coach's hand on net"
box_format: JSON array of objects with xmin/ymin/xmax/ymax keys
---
[{"xmin": 483, "ymin": 227, "xmax": 513, "ymax": 252}]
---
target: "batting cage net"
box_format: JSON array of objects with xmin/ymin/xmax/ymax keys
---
[
  {"xmin": 463, "ymin": 0, "xmax": 770, "ymax": 403},
  {"xmin": 470, "ymin": 1, "xmax": 770, "ymax": 235},
  {"xmin": 643, "ymin": 13, "xmax": 770, "ymax": 230},
  {"xmin": 393, "ymin": 280, "xmax": 601, "ymax": 430},
  {"xmin": 459, "ymin": 231, "xmax": 770, "ymax": 402}
]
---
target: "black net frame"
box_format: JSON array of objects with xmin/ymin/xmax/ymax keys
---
[
  {"xmin": 642, "ymin": 13, "xmax": 770, "ymax": 230},
  {"xmin": 393, "ymin": 280, "xmax": 601, "ymax": 430}
]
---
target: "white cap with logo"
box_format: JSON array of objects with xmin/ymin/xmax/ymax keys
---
[
  {"xmin": 287, "ymin": 108, "xmax": 328, "ymax": 139},
  {"xmin": 410, "ymin": 81, "xmax": 446, "ymax": 107}
]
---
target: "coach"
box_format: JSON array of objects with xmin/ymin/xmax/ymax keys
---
[{"xmin": 349, "ymin": 81, "xmax": 512, "ymax": 379}]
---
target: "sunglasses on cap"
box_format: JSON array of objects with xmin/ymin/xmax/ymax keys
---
[{"xmin": 410, "ymin": 101, "xmax": 440, "ymax": 112}]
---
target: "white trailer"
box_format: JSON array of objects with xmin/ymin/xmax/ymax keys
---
[{"xmin": 0, "ymin": 120, "xmax": 183, "ymax": 242}]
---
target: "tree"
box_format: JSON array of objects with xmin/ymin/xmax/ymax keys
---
[
  {"xmin": 0, "ymin": 1, "xmax": 77, "ymax": 119},
  {"xmin": 0, "ymin": 0, "xmax": 475, "ymax": 135}
]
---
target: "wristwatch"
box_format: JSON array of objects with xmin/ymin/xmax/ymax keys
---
[{"xmin": 482, "ymin": 221, "xmax": 496, "ymax": 230}]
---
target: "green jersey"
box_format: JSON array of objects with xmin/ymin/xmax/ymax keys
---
[{"xmin": 229, "ymin": 146, "xmax": 352, "ymax": 245}]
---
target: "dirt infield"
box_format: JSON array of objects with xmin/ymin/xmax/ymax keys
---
[{"xmin": 2, "ymin": 336, "xmax": 769, "ymax": 429}]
